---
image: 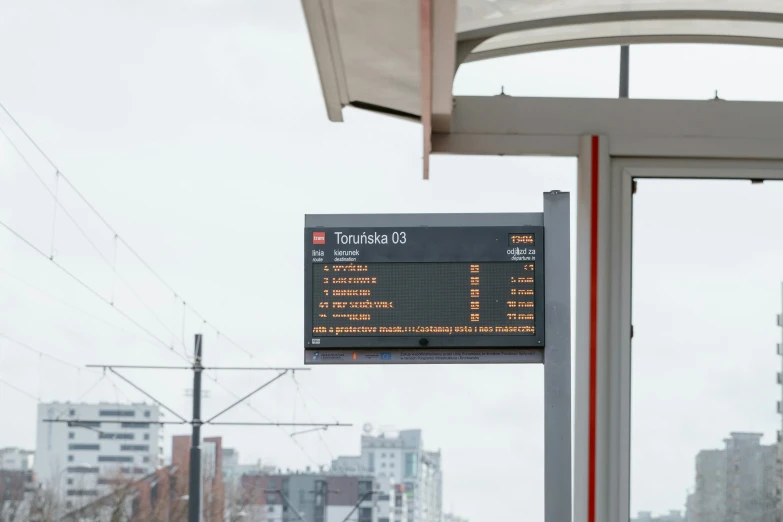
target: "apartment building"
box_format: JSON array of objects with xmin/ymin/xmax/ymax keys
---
[{"xmin": 35, "ymin": 402, "xmax": 162, "ymax": 510}]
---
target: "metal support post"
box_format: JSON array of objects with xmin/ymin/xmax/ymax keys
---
[
  {"xmin": 188, "ymin": 334, "xmax": 203, "ymax": 522},
  {"xmin": 544, "ymin": 191, "xmax": 572, "ymax": 522},
  {"xmin": 619, "ymin": 46, "xmax": 630, "ymax": 98}
]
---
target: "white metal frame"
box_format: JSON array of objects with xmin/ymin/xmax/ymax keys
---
[
  {"xmin": 580, "ymin": 153, "xmax": 783, "ymax": 522},
  {"xmin": 435, "ymin": 96, "xmax": 783, "ymax": 522}
]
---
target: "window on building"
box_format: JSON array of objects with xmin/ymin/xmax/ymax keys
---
[
  {"xmin": 368, "ymin": 452, "xmax": 375, "ymax": 472},
  {"xmin": 120, "ymin": 422, "xmax": 149, "ymax": 429},
  {"xmin": 267, "ymin": 494, "xmax": 276, "ymax": 504},
  {"xmin": 69, "ymin": 444, "xmax": 99, "ymax": 451},
  {"xmin": 144, "ymin": 410, "xmax": 150, "ymax": 418},
  {"xmin": 143, "ymin": 456, "xmax": 150, "ymax": 463},
  {"xmin": 119, "ymin": 445, "xmax": 149, "ymax": 452},
  {"xmin": 358, "ymin": 507, "xmax": 372, "ymax": 522},
  {"xmin": 68, "ymin": 432, "xmax": 74, "ymax": 439},
  {"xmin": 67, "ymin": 478, "xmax": 73, "ymax": 485},
  {"xmin": 69, "ymin": 421, "xmax": 101, "ymax": 428},
  {"xmin": 99, "ymin": 433, "xmax": 134, "ymax": 440},
  {"xmin": 404, "ymin": 453, "xmax": 417, "ymax": 478},
  {"xmin": 68, "ymin": 455, "xmax": 74, "ymax": 462},
  {"xmin": 381, "ymin": 463, "xmax": 386, "ymax": 468},
  {"xmin": 98, "ymin": 456, "xmax": 133, "ymax": 463},
  {"xmin": 68, "ymin": 409, "xmax": 75, "ymax": 416},
  {"xmin": 143, "ymin": 434, "xmax": 149, "ymax": 441},
  {"xmin": 67, "ymin": 466, "xmax": 98, "ymax": 473},
  {"xmin": 98, "ymin": 410, "xmax": 135, "ymax": 417},
  {"xmin": 66, "ymin": 489, "xmax": 98, "ymax": 497}
]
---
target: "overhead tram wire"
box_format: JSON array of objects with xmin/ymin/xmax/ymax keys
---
[
  {"xmin": 0, "ymin": 332, "xmax": 137, "ymax": 407},
  {"xmin": 0, "ymin": 377, "xmax": 40, "ymax": 402},
  {"xmin": 292, "ymin": 373, "xmax": 337, "ymax": 461},
  {"xmin": 0, "ymin": 216, "xmax": 174, "ymax": 353},
  {"xmin": 0, "ymin": 264, "xmax": 172, "ymax": 351},
  {"xmin": 205, "ymin": 375, "xmax": 323, "ymax": 468},
  {"xmin": 0, "ymin": 125, "xmax": 178, "ymax": 342},
  {"xmin": 0, "ymin": 332, "xmax": 102, "ymax": 376},
  {"xmin": 0, "ymin": 102, "xmax": 255, "ymax": 360}
]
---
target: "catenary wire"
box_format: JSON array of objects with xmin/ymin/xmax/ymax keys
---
[
  {"xmin": 0, "ymin": 216, "xmax": 175, "ymax": 352},
  {"xmin": 0, "ymin": 125, "xmax": 177, "ymax": 340},
  {"xmin": 0, "ymin": 264, "xmax": 169, "ymax": 351},
  {"xmin": 293, "ymin": 373, "xmax": 337, "ymax": 461},
  {"xmin": 0, "ymin": 101, "xmax": 255, "ymax": 359},
  {"xmin": 205, "ymin": 375, "xmax": 322, "ymax": 467},
  {"xmin": 0, "ymin": 332, "xmax": 102, "ymax": 375},
  {"xmin": 0, "ymin": 377, "xmax": 40, "ymax": 402}
]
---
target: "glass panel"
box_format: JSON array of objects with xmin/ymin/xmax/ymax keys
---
[
  {"xmin": 469, "ymin": 20, "xmax": 783, "ymax": 60},
  {"xmin": 458, "ymin": 0, "xmax": 783, "ymax": 33},
  {"xmin": 455, "ymin": 47, "xmax": 619, "ymax": 98},
  {"xmin": 631, "ymin": 179, "xmax": 783, "ymax": 521}
]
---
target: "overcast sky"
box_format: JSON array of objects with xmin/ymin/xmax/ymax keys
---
[{"xmin": 1, "ymin": 2, "xmax": 783, "ymax": 522}]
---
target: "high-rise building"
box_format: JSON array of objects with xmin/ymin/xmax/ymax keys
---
[
  {"xmin": 724, "ymin": 433, "xmax": 777, "ymax": 522},
  {"xmin": 687, "ymin": 432, "xmax": 776, "ymax": 522},
  {"xmin": 376, "ymin": 478, "xmax": 408, "ymax": 522},
  {"xmin": 332, "ymin": 429, "xmax": 442, "ymax": 522},
  {"xmin": 34, "ymin": 402, "xmax": 163, "ymax": 511},
  {"xmin": 692, "ymin": 448, "xmax": 727, "ymax": 522}
]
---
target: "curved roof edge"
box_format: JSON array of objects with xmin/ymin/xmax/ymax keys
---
[{"xmin": 302, "ymin": 0, "xmax": 783, "ymax": 127}]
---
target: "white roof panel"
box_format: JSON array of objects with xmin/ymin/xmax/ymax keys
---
[
  {"xmin": 469, "ymin": 19, "xmax": 783, "ymax": 59},
  {"xmin": 302, "ymin": 0, "xmax": 783, "ymax": 121},
  {"xmin": 333, "ymin": 0, "xmax": 421, "ymax": 117},
  {"xmin": 458, "ymin": 0, "xmax": 783, "ymax": 36}
]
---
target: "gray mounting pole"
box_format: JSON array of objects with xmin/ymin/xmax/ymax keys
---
[
  {"xmin": 543, "ymin": 191, "xmax": 572, "ymax": 522},
  {"xmin": 619, "ymin": 46, "xmax": 630, "ymax": 98},
  {"xmin": 188, "ymin": 334, "xmax": 203, "ymax": 522}
]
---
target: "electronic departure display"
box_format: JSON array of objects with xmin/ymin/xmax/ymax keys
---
[{"xmin": 304, "ymin": 224, "xmax": 545, "ymax": 349}]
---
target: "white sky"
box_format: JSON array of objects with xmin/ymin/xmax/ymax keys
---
[{"xmin": 0, "ymin": 2, "xmax": 783, "ymax": 522}]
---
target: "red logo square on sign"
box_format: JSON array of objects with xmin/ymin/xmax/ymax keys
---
[{"xmin": 312, "ymin": 232, "xmax": 326, "ymax": 244}]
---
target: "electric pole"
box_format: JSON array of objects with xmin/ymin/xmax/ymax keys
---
[
  {"xmin": 44, "ymin": 334, "xmax": 351, "ymax": 522},
  {"xmin": 188, "ymin": 333, "xmax": 203, "ymax": 522}
]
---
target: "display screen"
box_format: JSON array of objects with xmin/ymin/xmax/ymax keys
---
[
  {"xmin": 304, "ymin": 224, "xmax": 545, "ymax": 349},
  {"xmin": 312, "ymin": 262, "xmax": 536, "ymax": 336}
]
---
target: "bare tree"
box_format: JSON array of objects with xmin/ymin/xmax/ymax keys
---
[
  {"xmin": 24, "ymin": 484, "xmax": 60, "ymax": 522},
  {"xmin": 0, "ymin": 469, "xmax": 28, "ymax": 522}
]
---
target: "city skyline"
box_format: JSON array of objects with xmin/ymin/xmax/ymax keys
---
[{"xmin": 2, "ymin": 419, "xmax": 458, "ymax": 522}]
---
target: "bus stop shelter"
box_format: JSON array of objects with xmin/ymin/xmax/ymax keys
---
[{"xmin": 299, "ymin": 2, "xmax": 783, "ymax": 521}]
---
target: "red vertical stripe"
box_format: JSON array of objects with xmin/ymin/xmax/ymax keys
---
[
  {"xmin": 588, "ymin": 135, "xmax": 600, "ymax": 522},
  {"xmin": 419, "ymin": 0, "xmax": 432, "ymax": 180}
]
